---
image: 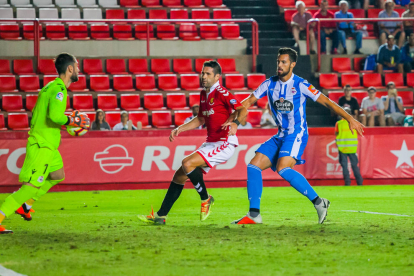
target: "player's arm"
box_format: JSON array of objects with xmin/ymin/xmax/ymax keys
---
[
  {"xmin": 223, "ymin": 105, "xmax": 248, "ymax": 136},
  {"xmin": 49, "ymin": 89, "xmax": 89, "ymax": 128},
  {"xmin": 169, "ymin": 116, "xmax": 205, "ymax": 142}
]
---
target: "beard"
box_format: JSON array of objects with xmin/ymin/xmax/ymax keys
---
[
  {"xmin": 277, "ymin": 69, "xmax": 289, "ymax": 78},
  {"xmin": 70, "ymin": 73, "xmax": 79, "ymax": 83}
]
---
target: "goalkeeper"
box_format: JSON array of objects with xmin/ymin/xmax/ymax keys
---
[{"xmin": 0, "ymin": 53, "xmax": 89, "ymax": 234}]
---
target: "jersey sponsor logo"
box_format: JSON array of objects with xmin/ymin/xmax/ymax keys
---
[
  {"xmin": 94, "ymin": 144, "xmax": 134, "ymax": 174},
  {"xmin": 37, "ymin": 176, "xmax": 44, "ymax": 183},
  {"xmin": 308, "ymin": 85, "xmax": 319, "ymax": 95},
  {"xmin": 209, "ymin": 98, "xmax": 215, "ymax": 105},
  {"xmin": 201, "ymin": 100, "xmax": 206, "ymax": 103},
  {"xmin": 230, "ymin": 99, "xmax": 237, "ymax": 104},
  {"xmin": 56, "ymin": 92, "xmax": 64, "ymax": 102},
  {"xmin": 202, "ymin": 109, "xmax": 215, "ymax": 116},
  {"xmin": 274, "ymin": 97, "xmax": 293, "ymax": 114}
]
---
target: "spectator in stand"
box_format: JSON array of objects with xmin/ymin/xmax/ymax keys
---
[
  {"xmin": 378, "ymin": 0, "xmax": 405, "ymax": 48},
  {"xmin": 360, "ymin": 86, "xmax": 386, "ymax": 126},
  {"xmin": 377, "ymin": 35, "xmax": 403, "ymax": 74},
  {"xmin": 314, "ymin": 0, "xmax": 339, "ymax": 54},
  {"xmin": 345, "ymin": 0, "xmax": 369, "ymax": 9},
  {"xmin": 113, "ymin": 111, "xmax": 138, "ymax": 131},
  {"xmin": 400, "ymin": 33, "xmax": 414, "ymax": 72},
  {"xmin": 291, "ymin": 1, "xmax": 315, "ymax": 53},
  {"xmin": 238, "ymin": 120, "xmax": 253, "ymax": 129},
  {"xmin": 184, "ymin": 104, "xmax": 203, "ymax": 129},
  {"xmin": 381, "ymin": 85, "xmax": 405, "ymax": 125},
  {"xmin": 260, "ymin": 103, "xmax": 277, "ymax": 128},
  {"xmin": 338, "ymin": 85, "xmax": 360, "ymax": 120},
  {"xmin": 403, "ymin": 109, "xmax": 413, "ymax": 126},
  {"xmin": 91, "ymin": 109, "xmax": 111, "ymax": 131},
  {"xmin": 402, "ymin": 2, "xmax": 414, "ymax": 38},
  {"xmin": 335, "ymin": 1, "xmax": 363, "ymax": 54}
]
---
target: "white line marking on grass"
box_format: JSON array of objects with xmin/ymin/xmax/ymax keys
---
[
  {"xmin": 342, "ymin": 210, "xmax": 413, "ymax": 217},
  {"xmin": 0, "ymin": 265, "xmax": 27, "ymax": 276}
]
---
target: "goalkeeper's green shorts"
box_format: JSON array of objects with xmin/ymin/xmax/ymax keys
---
[{"xmin": 19, "ymin": 142, "xmax": 63, "ymax": 187}]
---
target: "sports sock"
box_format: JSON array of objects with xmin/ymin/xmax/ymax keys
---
[
  {"xmin": 22, "ymin": 203, "xmax": 32, "ymax": 212},
  {"xmin": 32, "ymin": 178, "xmax": 63, "ymax": 201},
  {"xmin": 312, "ymin": 197, "xmax": 322, "ymax": 205},
  {"xmin": 186, "ymin": 168, "xmax": 209, "ymax": 200},
  {"xmin": 278, "ymin": 167, "xmax": 318, "ymax": 202},
  {"xmin": 157, "ymin": 182, "xmax": 184, "ymax": 217},
  {"xmin": 0, "ymin": 212, "xmax": 5, "ymax": 224},
  {"xmin": 0, "ymin": 185, "xmax": 39, "ymax": 218},
  {"xmin": 247, "ymin": 164, "xmax": 263, "ymax": 215}
]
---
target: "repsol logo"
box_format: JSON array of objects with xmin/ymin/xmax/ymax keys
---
[{"xmin": 274, "ymin": 97, "xmax": 293, "ymax": 114}]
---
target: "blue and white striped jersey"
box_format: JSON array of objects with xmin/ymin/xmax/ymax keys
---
[{"xmin": 253, "ymin": 73, "xmax": 321, "ymax": 137}]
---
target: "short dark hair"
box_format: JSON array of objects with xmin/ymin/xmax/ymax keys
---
[
  {"xmin": 278, "ymin": 47, "xmax": 298, "ymax": 63},
  {"xmin": 409, "ymin": 2, "xmax": 414, "ymax": 6},
  {"xmin": 55, "ymin": 53, "xmax": 76, "ymax": 75},
  {"xmin": 344, "ymin": 84, "xmax": 351, "ymax": 90},
  {"xmin": 203, "ymin": 60, "xmax": 222, "ymax": 75}
]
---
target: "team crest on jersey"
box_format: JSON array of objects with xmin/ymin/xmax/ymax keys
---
[
  {"xmin": 56, "ymin": 92, "xmax": 64, "ymax": 102},
  {"xmin": 209, "ymin": 98, "xmax": 214, "ymax": 105},
  {"xmin": 274, "ymin": 97, "xmax": 293, "ymax": 114},
  {"xmin": 291, "ymin": 87, "xmax": 297, "ymax": 95},
  {"xmin": 37, "ymin": 176, "xmax": 44, "ymax": 183}
]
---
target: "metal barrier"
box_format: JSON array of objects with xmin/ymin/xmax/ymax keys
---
[{"xmin": 0, "ymin": 18, "xmax": 259, "ymax": 72}]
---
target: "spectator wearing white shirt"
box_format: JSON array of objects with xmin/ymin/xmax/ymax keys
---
[
  {"xmin": 360, "ymin": 86, "xmax": 386, "ymax": 126},
  {"xmin": 184, "ymin": 104, "xmax": 203, "ymax": 129},
  {"xmin": 260, "ymin": 103, "xmax": 277, "ymax": 128},
  {"xmin": 381, "ymin": 83, "xmax": 405, "ymax": 125},
  {"xmin": 113, "ymin": 111, "xmax": 138, "ymax": 131},
  {"xmin": 238, "ymin": 120, "xmax": 253, "ymax": 129}
]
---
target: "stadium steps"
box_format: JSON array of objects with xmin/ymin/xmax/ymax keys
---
[{"xmin": 306, "ymin": 100, "xmax": 337, "ymax": 127}]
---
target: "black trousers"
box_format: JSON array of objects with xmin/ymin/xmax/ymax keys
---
[{"xmin": 338, "ymin": 152, "xmax": 363, "ymax": 186}]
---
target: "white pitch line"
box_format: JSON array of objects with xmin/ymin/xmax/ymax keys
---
[
  {"xmin": 342, "ymin": 210, "xmax": 413, "ymax": 217},
  {"xmin": 0, "ymin": 265, "xmax": 27, "ymax": 276}
]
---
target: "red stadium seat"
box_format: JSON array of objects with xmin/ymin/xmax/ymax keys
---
[
  {"xmin": 163, "ymin": 0, "xmax": 183, "ymax": 7},
  {"xmin": 129, "ymin": 111, "xmax": 150, "ymax": 127},
  {"xmin": 247, "ymin": 73, "xmax": 266, "ymax": 90},
  {"xmin": 367, "ymin": 8, "xmax": 382, "ymax": 19},
  {"xmin": 46, "ymin": 24, "xmax": 67, "ymax": 40},
  {"xmin": 257, "ymin": 96, "xmax": 268, "ymax": 109},
  {"xmin": 341, "ymin": 73, "xmax": 363, "ymax": 89},
  {"xmin": 134, "ymin": 24, "xmax": 156, "ymax": 40},
  {"xmin": 204, "ymin": 0, "xmax": 225, "ymax": 8},
  {"xmin": 284, "ymin": 9, "xmax": 296, "ymax": 24},
  {"xmin": 173, "ymin": 59, "xmax": 194, "ymax": 74},
  {"xmin": 43, "ymin": 75, "xmax": 58, "ymax": 86},
  {"xmin": 247, "ymin": 110, "xmax": 262, "ymax": 127},
  {"xmin": 277, "ymin": 0, "xmax": 295, "ymax": 8},
  {"xmin": 234, "ymin": 92, "xmax": 250, "ymax": 107},
  {"xmin": 149, "ymin": 9, "xmax": 168, "ymax": 23},
  {"xmin": 97, "ymin": 94, "xmax": 119, "ymax": 111},
  {"xmin": 14, "ymin": 59, "xmax": 34, "ymax": 75},
  {"xmin": 174, "ymin": 110, "xmax": 193, "ymax": 126},
  {"xmin": 221, "ymin": 24, "xmax": 242, "ymax": 40},
  {"xmin": 90, "ymin": 75, "xmax": 113, "ymax": 92},
  {"xmin": 189, "ymin": 92, "xmax": 200, "ymax": 106},
  {"xmin": 151, "ymin": 59, "xmax": 172, "ymax": 74},
  {"xmin": 328, "ymin": 91, "xmax": 342, "ymax": 104},
  {"xmin": 179, "ymin": 23, "xmax": 200, "ymax": 40},
  {"xmin": 170, "ymin": 9, "xmax": 188, "ymax": 20},
  {"xmin": 83, "ymin": 111, "xmax": 95, "ymax": 121},
  {"xmin": 91, "ymin": 24, "xmax": 112, "ymax": 40},
  {"xmin": 106, "ymin": 59, "xmax": 127, "ymax": 74},
  {"xmin": 213, "ymin": 8, "xmax": 232, "ymax": 23},
  {"xmin": 384, "ymin": 73, "xmax": 406, "ymax": 88},
  {"xmin": 301, "ymin": 0, "xmax": 317, "ymax": 7},
  {"xmin": 217, "ymin": 58, "xmax": 238, "ymax": 73},
  {"xmin": 349, "ymin": 9, "xmax": 365, "ymax": 18},
  {"xmin": 225, "ymin": 74, "xmax": 247, "ymax": 90},
  {"xmin": 200, "ymin": 24, "xmax": 220, "ymax": 40},
  {"xmin": 39, "ymin": 59, "xmax": 56, "ymax": 74},
  {"xmin": 362, "ymin": 73, "xmax": 384, "ymax": 88},
  {"xmin": 407, "ymin": 73, "xmax": 414, "ymax": 87},
  {"xmin": 353, "ymin": 57, "xmax": 368, "ymax": 73},
  {"xmin": 405, "ymin": 108, "xmax": 413, "ymax": 116},
  {"xmin": 0, "ymin": 114, "xmax": 7, "ymax": 131},
  {"xmin": 0, "ymin": 59, "xmax": 11, "ymax": 75},
  {"xmin": 319, "ymin": 73, "xmax": 341, "ymax": 89},
  {"xmin": 66, "ymin": 96, "xmax": 72, "ymax": 112},
  {"xmin": 141, "ymin": 0, "xmax": 162, "ymax": 7},
  {"xmin": 22, "ymin": 24, "xmax": 43, "ymax": 40},
  {"xmin": 105, "ymin": 111, "xmax": 121, "ymax": 128},
  {"xmin": 195, "ymin": 58, "xmax": 213, "ymax": 73},
  {"xmin": 185, "ymin": 0, "xmax": 204, "ymax": 7},
  {"xmin": 68, "ymin": 24, "xmax": 90, "ymax": 40},
  {"xmin": 19, "ymin": 75, "xmax": 40, "ymax": 92},
  {"xmin": 167, "ymin": 93, "xmax": 188, "ymax": 109},
  {"xmin": 113, "ymin": 24, "xmax": 134, "ymax": 40},
  {"xmin": 73, "ymin": 94, "xmax": 94, "ymax": 111},
  {"xmin": 120, "ymin": 0, "xmax": 140, "ymax": 7},
  {"xmin": 2, "ymin": 95, "xmax": 24, "ymax": 111},
  {"xmin": 398, "ymin": 91, "xmax": 414, "ymax": 106},
  {"xmin": 156, "ymin": 24, "xmax": 178, "ymax": 40},
  {"xmin": 0, "ymin": 24, "xmax": 21, "ymax": 40},
  {"xmin": 113, "ymin": 75, "xmax": 135, "ymax": 91},
  {"xmin": 128, "ymin": 9, "xmax": 146, "ymax": 19},
  {"xmin": 144, "ymin": 93, "xmax": 165, "ymax": 110},
  {"xmin": 152, "ymin": 110, "xmax": 173, "ymax": 128},
  {"xmin": 332, "ymin": 57, "xmax": 352, "ymax": 73},
  {"xmin": 158, "ymin": 74, "xmax": 180, "ymax": 91},
  {"xmin": 192, "ymin": 9, "xmax": 210, "ymax": 20},
  {"xmin": 120, "ymin": 94, "xmax": 141, "ymax": 110},
  {"xmin": 8, "ymin": 113, "xmax": 30, "ymax": 130},
  {"xmin": 136, "ymin": 74, "xmax": 158, "ymax": 91},
  {"xmin": 83, "ymin": 59, "xmax": 104, "ymax": 75},
  {"xmin": 129, "ymin": 59, "xmax": 150, "ymax": 74},
  {"xmin": 0, "ymin": 75, "xmax": 18, "ymax": 92},
  {"xmin": 106, "ymin": 9, "xmax": 124, "ymax": 19},
  {"xmin": 25, "ymin": 94, "xmax": 38, "ymax": 111},
  {"xmin": 181, "ymin": 74, "xmax": 202, "ymax": 90},
  {"xmin": 68, "ymin": 75, "xmax": 89, "ymax": 92}
]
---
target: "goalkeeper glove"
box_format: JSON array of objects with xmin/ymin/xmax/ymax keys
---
[{"xmin": 66, "ymin": 110, "xmax": 90, "ymax": 128}]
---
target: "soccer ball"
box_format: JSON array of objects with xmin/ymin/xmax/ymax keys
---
[{"xmin": 67, "ymin": 125, "xmax": 89, "ymax": 136}]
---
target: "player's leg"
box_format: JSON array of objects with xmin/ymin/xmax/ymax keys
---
[{"xmin": 182, "ymin": 152, "xmax": 210, "ymax": 201}]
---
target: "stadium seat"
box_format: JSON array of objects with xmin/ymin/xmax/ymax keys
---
[
  {"xmin": 204, "ymin": 0, "xmax": 225, "ymax": 8},
  {"xmin": 13, "ymin": 59, "xmax": 34, "ymax": 75},
  {"xmin": 97, "ymin": 94, "xmax": 119, "ymax": 111},
  {"xmin": 191, "ymin": 9, "xmax": 210, "ymax": 20},
  {"xmin": 83, "ymin": 59, "xmax": 104, "ymax": 75},
  {"xmin": 195, "ymin": 58, "xmax": 213, "ymax": 73},
  {"xmin": 107, "ymin": 59, "xmax": 127, "ymax": 74},
  {"xmin": 91, "ymin": 24, "xmax": 112, "ymax": 40},
  {"xmin": 39, "ymin": 59, "xmax": 56, "ymax": 74},
  {"xmin": 217, "ymin": 58, "xmax": 238, "ymax": 73},
  {"xmin": 127, "ymin": 9, "xmax": 145, "ymax": 19},
  {"xmin": 234, "ymin": 92, "xmax": 250, "ymax": 107},
  {"xmin": 73, "ymin": 94, "xmax": 94, "ymax": 111},
  {"xmin": 200, "ymin": 24, "xmax": 220, "ymax": 39},
  {"xmin": 43, "ymin": 75, "xmax": 57, "ymax": 86},
  {"xmin": 136, "ymin": 74, "xmax": 158, "ymax": 91},
  {"xmin": 16, "ymin": 8, "xmax": 35, "ymax": 19},
  {"xmin": 247, "ymin": 73, "xmax": 266, "ymax": 90},
  {"xmin": 367, "ymin": 8, "xmax": 382, "ymax": 19},
  {"xmin": 45, "ymin": 24, "xmax": 67, "ymax": 40},
  {"xmin": 179, "ymin": 23, "xmax": 200, "ymax": 40},
  {"xmin": 141, "ymin": 0, "xmax": 162, "ymax": 7},
  {"xmin": 181, "ymin": 74, "xmax": 202, "ymax": 91},
  {"xmin": 68, "ymin": 74, "xmax": 89, "ymax": 92},
  {"xmin": 213, "ymin": 8, "xmax": 232, "ymax": 23},
  {"xmin": 405, "ymin": 108, "xmax": 413, "ymax": 116},
  {"xmin": 90, "ymin": 75, "xmax": 113, "ymax": 92},
  {"xmin": 407, "ymin": 73, "xmax": 414, "ymax": 87},
  {"xmin": 120, "ymin": 0, "xmax": 140, "ymax": 7},
  {"xmin": 8, "ymin": 113, "xmax": 30, "ymax": 130},
  {"xmin": 332, "ymin": 57, "xmax": 353, "ymax": 73},
  {"xmin": 83, "ymin": 8, "xmax": 102, "ymax": 19},
  {"xmin": 149, "ymin": 9, "xmax": 167, "ymax": 23},
  {"xmin": 0, "ymin": 24, "xmax": 21, "ymax": 40},
  {"xmin": 328, "ymin": 91, "xmax": 342, "ymax": 104},
  {"xmin": 158, "ymin": 74, "xmax": 180, "ymax": 91},
  {"xmin": 384, "ymin": 73, "xmax": 406, "ymax": 88},
  {"xmin": 163, "ymin": 0, "xmax": 183, "ymax": 7},
  {"xmin": 68, "ymin": 24, "xmax": 89, "ymax": 40},
  {"xmin": 55, "ymin": 0, "xmax": 77, "ymax": 7},
  {"xmin": 66, "ymin": 96, "xmax": 72, "ymax": 111},
  {"xmin": 129, "ymin": 111, "xmax": 150, "ymax": 127},
  {"xmin": 247, "ymin": 110, "xmax": 262, "ymax": 127},
  {"xmin": 61, "ymin": 8, "xmax": 81, "ymax": 20},
  {"xmin": 0, "ymin": 8, "xmax": 13, "ymax": 20},
  {"xmin": 77, "ymin": 0, "xmax": 99, "ymax": 7},
  {"xmin": 256, "ymin": 96, "xmax": 267, "ymax": 109},
  {"xmin": 184, "ymin": 0, "xmax": 204, "ymax": 7},
  {"xmin": 362, "ymin": 73, "xmax": 384, "ymax": 88},
  {"xmin": 341, "ymin": 73, "xmax": 363, "ymax": 89},
  {"xmin": 120, "ymin": 94, "xmax": 141, "ymax": 110},
  {"xmin": 173, "ymin": 59, "xmax": 194, "ymax": 74},
  {"xmin": 167, "ymin": 93, "xmax": 187, "ymax": 109},
  {"xmin": 33, "ymin": 0, "xmax": 54, "ymax": 7},
  {"xmin": 277, "ymin": 0, "xmax": 295, "ymax": 8},
  {"xmin": 128, "ymin": 59, "xmax": 149, "ymax": 74},
  {"xmin": 319, "ymin": 73, "xmax": 341, "ymax": 89},
  {"xmin": 221, "ymin": 24, "xmax": 242, "ymax": 40},
  {"xmin": 152, "ymin": 111, "xmax": 173, "ymax": 128},
  {"xmin": 134, "ymin": 24, "xmax": 156, "ymax": 40},
  {"xmin": 170, "ymin": 9, "xmax": 188, "ymax": 20},
  {"xmin": 151, "ymin": 59, "xmax": 172, "ymax": 74},
  {"xmin": 19, "ymin": 75, "xmax": 40, "ymax": 92},
  {"xmin": 0, "ymin": 114, "xmax": 6, "ymax": 131},
  {"xmin": 99, "ymin": 0, "xmax": 120, "ymax": 7},
  {"xmin": 188, "ymin": 93, "xmax": 199, "ymax": 107},
  {"xmin": 174, "ymin": 110, "xmax": 192, "ymax": 126},
  {"xmin": 2, "ymin": 94, "xmax": 24, "ymax": 111},
  {"xmin": 353, "ymin": 57, "xmax": 367, "ymax": 73},
  {"xmin": 25, "ymin": 94, "xmax": 38, "ymax": 111},
  {"xmin": 398, "ymin": 91, "xmax": 414, "ymax": 106},
  {"xmin": 113, "ymin": 24, "xmax": 134, "ymax": 40},
  {"xmin": 22, "ymin": 24, "xmax": 43, "ymax": 40},
  {"xmin": 225, "ymin": 74, "xmax": 247, "ymax": 90},
  {"xmin": 0, "ymin": 59, "xmax": 11, "ymax": 75},
  {"xmin": 156, "ymin": 24, "xmax": 178, "ymax": 40},
  {"xmin": 0, "ymin": 75, "xmax": 18, "ymax": 92},
  {"xmin": 105, "ymin": 8, "xmax": 124, "ymax": 19},
  {"xmin": 105, "ymin": 111, "xmax": 121, "ymax": 128},
  {"xmin": 144, "ymin": 93, "xmax": 165, "ymax": 110},
  {"xmin": 113, "ymin": 75, "xmax": 135, "ymax": 91}
]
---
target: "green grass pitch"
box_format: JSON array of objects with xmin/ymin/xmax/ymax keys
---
[{"xmin": 1, "ymin": 185, "xmax": 413, "ymax": 276}]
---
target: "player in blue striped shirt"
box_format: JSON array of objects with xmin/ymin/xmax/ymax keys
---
[{"xmin": 231, "ymin": 48, "xmax": 364, "ymax": 225}]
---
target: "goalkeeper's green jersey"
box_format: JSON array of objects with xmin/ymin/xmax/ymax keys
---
[{"xmin": 28, "ymin": 77, "xmax": 68, "ymax": 150}]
